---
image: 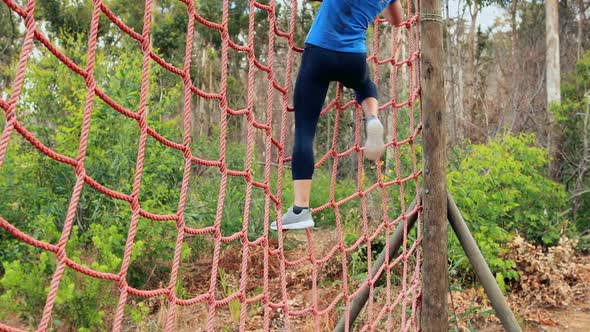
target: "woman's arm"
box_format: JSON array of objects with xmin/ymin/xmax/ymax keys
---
[{"xmin": 382, "ymin": 1, "xmax": 404, "ymax": 27}]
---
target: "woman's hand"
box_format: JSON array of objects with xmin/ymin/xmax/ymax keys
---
[{"xmin": 382, "ymin": 1, "xmax": 404, "ymax": 27}]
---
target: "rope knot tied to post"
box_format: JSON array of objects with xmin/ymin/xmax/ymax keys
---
[{"xmin": 419, "ymin": 13, "xmax": 445, "ymax": 25}]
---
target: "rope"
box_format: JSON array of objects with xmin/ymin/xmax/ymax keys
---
[
  {"xmin": 419, "ymin": 12, "xmax": 445, "ymax": 25},
  {"xmin": 0, "ymin": 0, "xmax": 424, "ymax": 331}
]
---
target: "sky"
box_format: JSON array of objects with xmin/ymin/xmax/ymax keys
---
[{"xmin": 447, "ymin": 0, "xmax": 507, "ymax": 30}]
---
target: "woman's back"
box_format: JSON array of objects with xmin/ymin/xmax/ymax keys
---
[{"xmin": 306, "ymin": 0, "xmax": 396, "ymax": 53}]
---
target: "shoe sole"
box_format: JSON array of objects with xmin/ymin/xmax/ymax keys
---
[
  {"xmin": 365, "ymin": 119, "xmax": 385, "ymax": 161},
  {"xmin": 271, "ymin": 219, "xmax": 315, "ymax": 230}
]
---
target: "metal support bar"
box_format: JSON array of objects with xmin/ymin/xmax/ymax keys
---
[
  {"xmin": 334, "ymin": 198, "xmax": 419, "ymax": 332},
  {"xmin": 447, "ymin": 192, "xmax": 522, "ymax": 332}
]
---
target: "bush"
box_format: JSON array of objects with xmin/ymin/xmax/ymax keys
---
[
  {"xmin": 554, "ymin": 51, "xmax": 590, "ymax": 232},
  {"xmin": 0, "ymin": 37, "xmax": 184, "ymax": 329},
  {"xmin": 448, "ymin": 134, "xmax": 568, "ymax": 284}
]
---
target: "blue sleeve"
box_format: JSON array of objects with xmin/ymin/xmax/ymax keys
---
[{"xmin": 389, "ymin": 0, "xmax": 397, "ymax": 4}]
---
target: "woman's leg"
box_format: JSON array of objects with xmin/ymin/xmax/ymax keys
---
[
  {"xmin": 291, "ymin": 67, "xmax": 330, "ymax": 208},
  {"xmin": 293, "ymin": 180, "xmax": 312, "ymax": 208},
  {"xmin": 340, "ymin": 53, "xmax": 385, "ymax": 161},
  {"xmin": 361, "ymin": 97, "xmax": 379, "ymax": 118},
  {"xmin": 271, "ymin": 47, "xmax": 331, "ymax": 230}
]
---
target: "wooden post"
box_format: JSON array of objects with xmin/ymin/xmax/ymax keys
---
[{"xmin": 419, "ymin": 0, "xmax": 448, "ymax": 330}]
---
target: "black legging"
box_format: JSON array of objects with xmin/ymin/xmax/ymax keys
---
[{"xmin": 292, "ymin": 44, "xmax": 378, "ymax": 180}]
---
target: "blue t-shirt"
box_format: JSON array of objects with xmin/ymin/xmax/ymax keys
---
[{"xmin": 306, "ymin": 0, "xmax": 397, "ymax": 53}]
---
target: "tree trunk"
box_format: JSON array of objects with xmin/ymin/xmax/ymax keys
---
[
  {"xmin": 241, "ymin": 68, "xmax": 249, "ymax": 143},
  {"xmin": 445, "ymin": 0, "xmax": 458, "ymax": 145},
  {"xmin": 198, "ymin": 47, "xmax": 207, "ymax": 138},
  {"xmin": 505, "ymin": 0, "xmax": 520, "ymax": 136},
  {"xmin": 468, "ymin": 3, "xmax": 478, "ymax": 96},
  {"xmin": 546, "ymin": 0, "xmax": 561, "ymax": 105},
  {"xmin": 208, "ymin": 47, "xmax": 215, "ymax": 138},
  {"xmin": 510, "ymin": 0, "xmax": 518, "ymax": 96},
  {"xmin": 464, "ymin": 0, "xmax": 478, "ymax": 139},
  {"xmin": 511, "ymin": 0, "xmax": 518, "ymax": 65},
  {"xmin": 468, "ymin": 3, "xmax": 478, "ymax": 88},
  {"xmin": 546, "ymin": 0, "xmax": 561, "ymax": 179},
  {"xmin": 572, "ymin": 92, "xmax": 590, "ymax": 222},
  {"xmin": 456, "ymin": 3, "xmax": 466, "ymax": 142},
  {"xmin": 577, "ymin": 0, "xmax": 587, "ymax": 60}
]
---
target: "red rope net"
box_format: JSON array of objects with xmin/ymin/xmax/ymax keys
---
[{"xmin": 0, "ymin": 0, "xmax": 422, "ymax": 331}]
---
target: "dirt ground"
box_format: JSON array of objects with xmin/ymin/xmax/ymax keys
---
[
  {"xmin": 479, "ymin": 254, "xmax": 590, "ymax": 332},
  {"xmin": 518, "ymin": 286, "xmax": 590, "ymax": 332},
  {"xmin": 139, "ymin": 232, "xmax": 590, "ymax": 331},
  {"xmin": 3, "ymin": 230, "xmax": 590, "ymax": 331},
  {"xmin": 540, "ymin": 306, "xmax": 590, "ymax": 332},
  {"xmin": 477, "ymin": 302, "xmax": 590, "ymax": 332}
]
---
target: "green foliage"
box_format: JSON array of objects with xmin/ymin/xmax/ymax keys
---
[
  {"xmin": 0, "ymin": 36, "xmax": 186, "ymax": 328},
  {"xmin": 448, "ymin": 134, "xmax": 568, "ymax": 283},
  {"xmin": 37, "ymin": 0, "xmax": 145, "ymax": 45},
  {"xmin": 578, "ymin": 233, "xmax": 590, "ymax": 253},
  {"xmin": 344, "ymin": 233, "xmax": 386, "ymax": 282},
  {"xmin": 0, "ymin": 226, "xmax": 118, "ymax": 330},
  {"xmin": 0, "ymin": 253, "xmax": 53, "ymax": 324},
  {"xmin": 128, "ymin": 301, "xmax": 150, "ymax": 325},
  {"xmin": 554, "ymin": 51, "xmax": 590, "ymax": 232}
]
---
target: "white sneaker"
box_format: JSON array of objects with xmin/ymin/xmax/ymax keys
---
[
  {"xmin": 364, "ymin": 116, "xmax": 385, "ymax": 161},
  {"xmin": 271, "ymin": 206, "xmax": 314, "ymax": 230}
]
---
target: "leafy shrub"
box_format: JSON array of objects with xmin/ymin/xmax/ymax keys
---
[
  {"xmin": 0, "ymin": 38, "xmax": 185, "ymax": 329},
  {"xmin": 553, "ymin": 51, "xmax": 590, "ymax": 232},
  {"xmin": 448, "ymin": 134, "xmax": 568, "ymax": 284}
]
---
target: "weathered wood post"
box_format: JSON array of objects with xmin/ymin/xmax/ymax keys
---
[{"xmin": 420, "ymin": 0, "xmax": 448, "ymax": 330}]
